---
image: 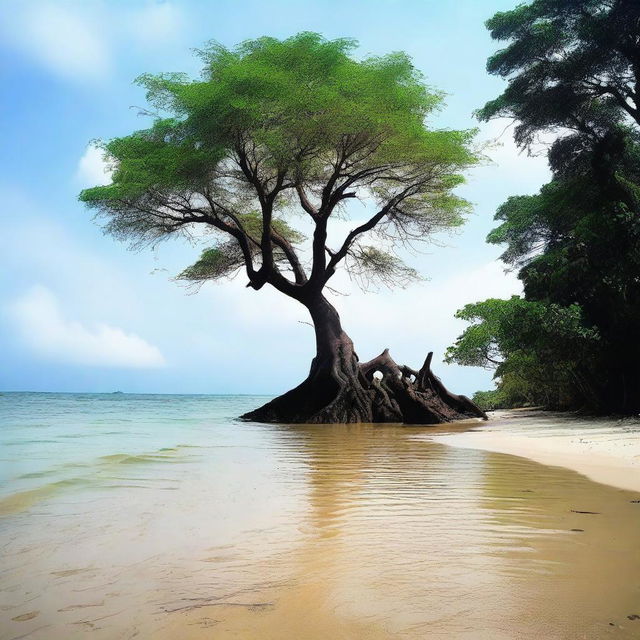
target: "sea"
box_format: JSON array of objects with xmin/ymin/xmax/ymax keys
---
[{"xmin": 1, "ymin": 392, "xmax": 639, "ymax": 639}]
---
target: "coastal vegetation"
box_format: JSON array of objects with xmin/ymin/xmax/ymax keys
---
[
  {"xmin": 447, "ymin": 0, "xmax": 640, "ymax": 414},
  {"xmin": 80, "ymin": 33, "xmax": 486, "ymax": 424}
]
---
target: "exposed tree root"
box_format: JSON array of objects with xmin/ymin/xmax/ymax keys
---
[{"xmin": 241, "ymin": 347, "xmax": 487, "ymax": 425}]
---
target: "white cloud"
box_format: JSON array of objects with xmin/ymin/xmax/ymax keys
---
[
  {"xmin": 1, "ymin": 1, "xmax": 187, "ymax": 85},
  {"xmin": 76, "ymin": 144, "xmax": 113, "ymax": 188},
  {"xmin": 7, "ymin": 3, "xmax": 111, "ymax": 81},
  {"xmin": 9, "ymin": 286, "xmax": 165, "ymax": 369}
]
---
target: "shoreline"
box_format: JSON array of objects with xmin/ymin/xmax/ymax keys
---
[
  {"xmin": 4, "ymin": 395, "xmax": 640, "ymax": 639},
  {"xmin": 427, "ymin": 408, "xmax": 640, "ymax": 493}
]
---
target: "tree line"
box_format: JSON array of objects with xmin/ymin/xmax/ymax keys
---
[{"xmin": 446, "ymin": 0, "xmax": 640, "ymax": 413}]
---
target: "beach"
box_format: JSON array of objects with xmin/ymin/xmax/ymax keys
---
[
  {"xmin": 427, "ymin": 408, "xmax": 640, "ymax": 493},
  {"xmin": 1, "ymin": 394, "xmax": 640, "ymax": 639}
]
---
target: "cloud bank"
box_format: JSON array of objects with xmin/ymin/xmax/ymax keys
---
[{"xmin": 10, "ymin": 286, "xmax": 165, "ymax": 369}]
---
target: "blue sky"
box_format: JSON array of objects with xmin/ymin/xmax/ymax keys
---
[{"xmin": 0, "ymin": 0, "xmax": 549, "ymax": 395}]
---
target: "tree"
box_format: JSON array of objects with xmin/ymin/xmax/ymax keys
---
[
  {"xmin": 445, "ymin": 297, "xmax": 600, "ymax": 409},
  {"xmin": 483, "ymin": 135, "xmax": 640, "ymax": 411},
  {"xmin": 447, "ymin": 0, "xmax": 640, "ymax": 414},
  {"xmin": 478, "ymin": 0, "xmax": 640, "ymax": 144},
  {"xmin": 80, "ymin": 33, "xmax": 486, "ymax": 424}
]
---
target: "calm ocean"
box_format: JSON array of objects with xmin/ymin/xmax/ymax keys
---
[{"xmin": 0, "ymin": 392, "xmax": 271, "ymax": 506}]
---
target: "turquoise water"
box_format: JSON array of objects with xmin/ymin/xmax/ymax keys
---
[{"xmin": 0, "ymin": 392, "xmax": 270, "ymax": 504}]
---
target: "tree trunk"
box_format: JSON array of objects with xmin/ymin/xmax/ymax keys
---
[{"xmin": 241, "ymin": 295, "xmax": 487, "ymax": 424}]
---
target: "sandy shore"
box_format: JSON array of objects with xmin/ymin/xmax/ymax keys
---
[{"xmin": 429, "ymin": 408, "xmax": 640, "ymax": 493}]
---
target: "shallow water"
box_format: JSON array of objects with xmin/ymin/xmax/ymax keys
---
[{"xmin": 1, "ymin": 393, "xmax": 640, "ymax": 639}]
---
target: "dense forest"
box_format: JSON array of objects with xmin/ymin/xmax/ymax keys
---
[{"xmin": 446, "ymin": 0, "xmax": 640, "ymax": 414}]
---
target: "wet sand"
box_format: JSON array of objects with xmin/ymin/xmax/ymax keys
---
[
  {"xmin": 429, "ymin": 409, "xmax": 640, "ymax": 493},
  {"xmin": 2, "ymin": 413, "xmax": 640, "ymax": 639}
]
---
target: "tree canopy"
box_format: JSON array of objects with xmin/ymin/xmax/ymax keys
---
[
  {"xmin": 447, "ymin": 0, "xmax": 640, "ymax": 413},
  {"xmin": 478, "ymin": 0, "xmax": 640, "ymax": 146},
  {"xmin": 445, "ymin": 297, "xmax": 600, "ymax": 408},
  {"xmin": 81, "ymin": 32, "xmax": 477, "ymax": 300}
]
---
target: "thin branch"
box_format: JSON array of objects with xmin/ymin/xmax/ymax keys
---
[{"xmin": 324, "ymin": 181, "xmax": 423, "ymax": 279}]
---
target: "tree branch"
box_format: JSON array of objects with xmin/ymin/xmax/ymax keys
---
[
  {"xmin": 324, "ymin": 182, "xmax": 422, "ymax": 281},
  {"xmin": 295, "ymin": 184, "xmax": 318, "ymax": 217},
  {"xmin": 270, "ymin": 231, "xmax": 307, "ymax": 285}
]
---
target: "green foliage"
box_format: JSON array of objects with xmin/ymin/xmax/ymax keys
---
[
  {"xmin": 80, "ymin": 119, "xmax": 224, "ymax": 203},
  {"xmin": 448, "ymin": 0, "xmax": 640, "ymax": 413},
  {"xmin": 471, "ymin": 389, "xmax": 512, "ymax": 411},
  {"xmin": 231, "ymin": 212, "xmax": 305, "ymax": 245},
  {"xmin": 446, "ymin": 297, "xmax": 600, "ymax": 409},
  {"xmin": 80, "ymin": 32, "xmax": 478, "ymax": 296},
  {"xmin": 478, "ymin": 0, "xmax": 640, "ymax": 146},
  {"xmin": 486, "ymin": 180, "xmax": 580, "ymax": 267},
  {"xmin": 178, "ymin": 242, "xmax": 248, "ymax": 281},
  {"xmin": 80, "ymin": 32, "xmax": 475, "ymax": 254}
]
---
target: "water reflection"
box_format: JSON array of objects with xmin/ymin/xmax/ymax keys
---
[{"xmin": 253, "ymin": 422, "xmax": 640, "ymax": 639}]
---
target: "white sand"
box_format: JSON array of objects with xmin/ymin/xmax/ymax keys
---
[{"xmin": 428, "ymin": 409, "xmax": 640, "ymax": 493}]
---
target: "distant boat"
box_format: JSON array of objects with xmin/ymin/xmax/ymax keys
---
[{"xmin": 111, "ymin": 391, "xmax": 124, "ymax": 394}]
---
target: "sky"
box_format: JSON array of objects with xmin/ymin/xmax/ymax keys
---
[{"xmin": 0, "ymin": 0, "xmax": 550, "ymax": 395}]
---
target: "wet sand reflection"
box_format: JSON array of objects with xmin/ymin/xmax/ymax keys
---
[{"xmin": 2, "ymin": 421, "xmax": 640, "ymax": 639}]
